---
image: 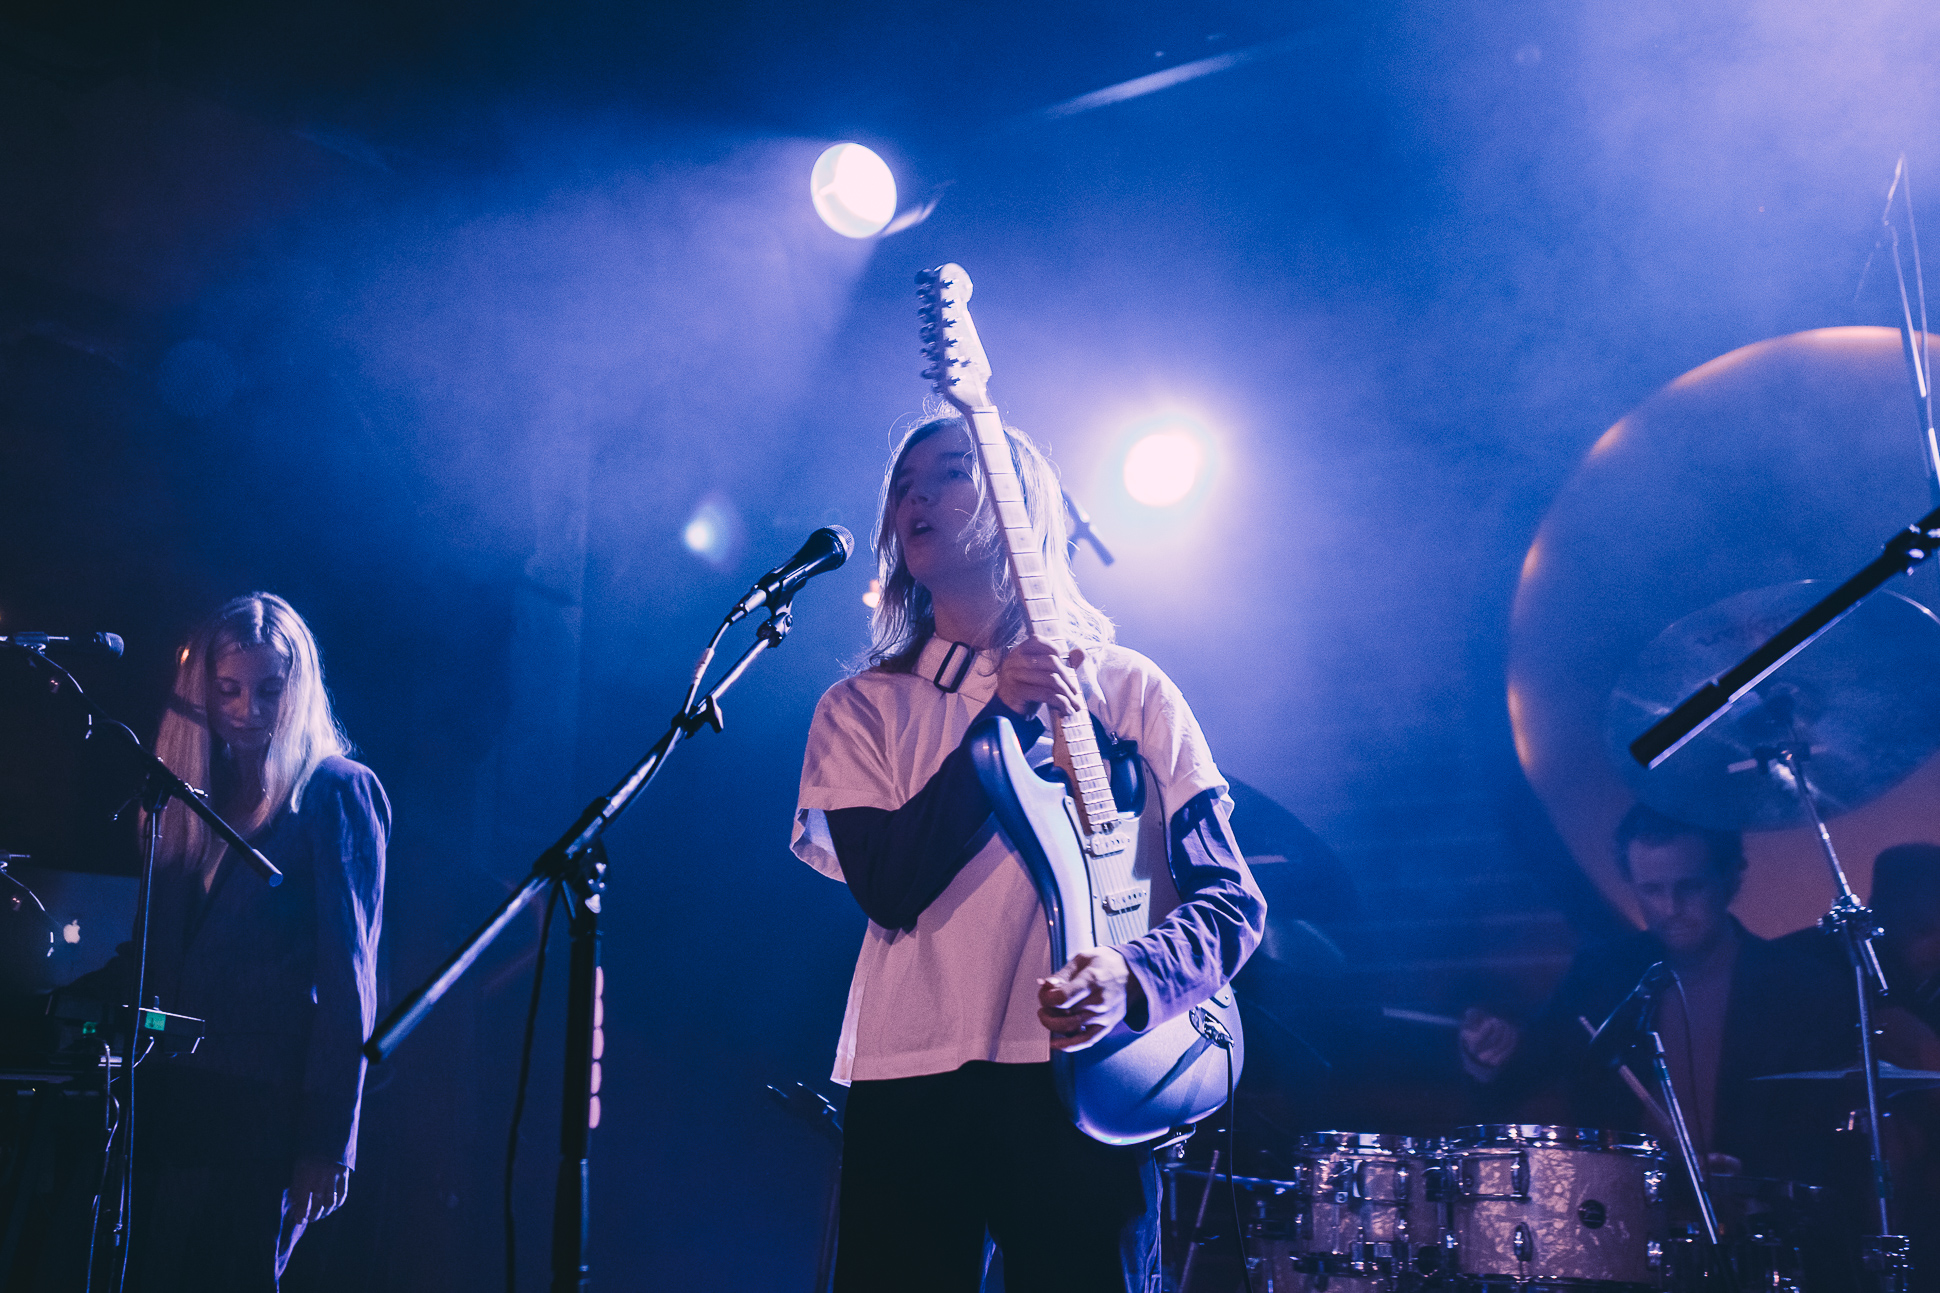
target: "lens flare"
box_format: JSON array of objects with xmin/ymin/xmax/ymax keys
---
[
  {"xmin": 1122, "ymin": 430, "xmax": 1206, "ymax": 507},
  {"xmin": 810, "ymin": 143, "xmax": 896, "ymax": 238}
]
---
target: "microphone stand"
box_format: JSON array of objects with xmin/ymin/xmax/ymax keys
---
[
  {"xmin": 1592, "ymin": 968, "xmax": 1725, "ymax": 1281},
  {"xmin": 364, "ymin": 592, "xmax": 802, "ymax": 1293},
  {"xmin": 1637, "ymin": 991, "xmax": 1724, "ymax": 1262},
  {"xmin": 1, "ymin": 642, "xmax": 277, "ymax": 1291},
  {"xmin": 1061, "ymin": 489, "xmax": 1115, "ymax": 566}
]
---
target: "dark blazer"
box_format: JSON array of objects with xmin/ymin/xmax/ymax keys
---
[
  {"xmin": 92, "ymin": 756, "xmax": 388, "ymax": 1169},
  {"xmin": 1482, "ymin": 920, "xmax": 1858, "ymax": 1181}
]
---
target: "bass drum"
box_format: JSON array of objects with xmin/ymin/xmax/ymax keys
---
[{"xmin": 1443, "ymin": 1125, "xmax": 1667, "ymax": 1290}]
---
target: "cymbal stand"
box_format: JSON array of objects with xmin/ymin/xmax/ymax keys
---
[{"xmin": 1764, "ymin": 742, "xmax": 1908, "ymax": 1290}]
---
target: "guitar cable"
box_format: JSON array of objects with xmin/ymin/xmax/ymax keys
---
[
  {"xmin": 1205, "ymin": 1012, "xmax": 1253, "ymax": 1293},
  {"xmin": 505, "ymin": 884, "xmax": 562, "ymax": 1293}
]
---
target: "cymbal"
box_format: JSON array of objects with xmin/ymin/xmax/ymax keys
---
[
  {"xmin": 1603, "ymin": 580, "xmax": 1940, "ymax": 832},
  {"xmin": 1752, "ymin": 1061, "xmax": 1940, "ymax": 1097}
]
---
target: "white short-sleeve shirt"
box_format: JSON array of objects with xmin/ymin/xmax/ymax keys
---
[{"xmin": 792, "ymin": 635, "xmax": 1228, "ymax": 1084}]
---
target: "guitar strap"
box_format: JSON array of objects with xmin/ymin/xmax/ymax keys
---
[
  {"xmin": 930, "ymin": 641, "xmax": 976, "ymax": 693},
  {"xmin": 926, "ymin": 636, "xmax": 1143, "ymax": 811}
]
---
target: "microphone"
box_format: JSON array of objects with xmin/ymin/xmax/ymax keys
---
[
  {"xmin": 726, "ymin": 526, "xmax": 853, "ymax": 624},
  {"xmin": 1584, "ymin": 961, "xmax": 1676, "ymax": 1072},
  {"xmin": 0, "ymin": 631, "xmax": 125, "ymax": 657}
]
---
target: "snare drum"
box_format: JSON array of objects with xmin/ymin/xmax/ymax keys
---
[{"xmin": 1443, "ymin": 1125, "xmax": 1666, "ymax": 1289}]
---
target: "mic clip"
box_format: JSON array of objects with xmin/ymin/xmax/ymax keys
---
[{"xmin": 676, "ymin": 696, "xmax": 728, "ymax": 738}]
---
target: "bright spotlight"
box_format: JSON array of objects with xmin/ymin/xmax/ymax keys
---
[
  {"xmin": 682, "ymin": 495, "xmax": 740, "ymax": 568},
  {"xmin": 683, "ymin": 516, "xmax": 719, "ymax": 553},
  {"xmin": 1122, "ymin": 426, "xmax": 1207, "ymax": 507},
  {"xmin": 811, "ymin": 143, "xmax": 896, "ymax": 238}
]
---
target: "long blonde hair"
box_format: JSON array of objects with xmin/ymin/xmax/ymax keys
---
[
  {"xmin": 148, "ymin": 592, "xmax": 350, "ymax": 870},
  {"xmin": 867, "ymin": 411, "xmax": 1114, "ymax": 670}
]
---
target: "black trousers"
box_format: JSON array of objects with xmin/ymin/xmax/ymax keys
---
[{"xmin": 835, "ymin": 1061, "xmax": 1159, "ymax": 1293}]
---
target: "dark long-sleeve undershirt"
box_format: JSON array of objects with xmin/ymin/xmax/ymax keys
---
[
  {"xmin": 826, "ymin": 698, "xmax": 1042, "ymax": 931},
  {"xmin": 1117, "ymin": 788, "xmax": 1262, "ymax": 1031}
]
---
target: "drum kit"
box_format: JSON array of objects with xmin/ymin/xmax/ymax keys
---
[{"xmin": 1163, "ymin": 1122, "xmax": 1847, "ymax": 1293}]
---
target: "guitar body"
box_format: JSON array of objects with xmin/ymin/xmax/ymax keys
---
[{"xmin": 970, "ymin": 716, "xmax": 1244, "ymax": 1145}]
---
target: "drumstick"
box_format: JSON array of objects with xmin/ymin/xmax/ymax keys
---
[{"xmin": 1579, "ymin": 1014, "xmax": 1673, "ymax": 1133}]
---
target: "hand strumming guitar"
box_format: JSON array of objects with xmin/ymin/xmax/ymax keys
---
[
  {"xmin": 997, "ymin": 638, "xmax": 1085, "ymax": 718},
  {"xmin": 1038, "ymin": 948, "xmax": 1149, "ymax": 1052}
]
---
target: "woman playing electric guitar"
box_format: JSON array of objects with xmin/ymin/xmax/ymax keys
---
[{"xmin": 790, "ymin": 407, "xmax": 1264, "ymax": 1293}]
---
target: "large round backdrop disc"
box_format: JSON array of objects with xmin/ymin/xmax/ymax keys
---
[
  {"xmin": 1509, "ymin": 326, "xmax": 1940, "ymax": 936},
  {"xmin": 1605, "ymin": 581, "xmax": 1940, "ymax": 831}
]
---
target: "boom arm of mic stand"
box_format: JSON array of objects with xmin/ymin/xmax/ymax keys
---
[
  {"xmin": 1631, "ymin": 503, "xmax": 1940, "ymax": 769},
  {"xmin": 123, "ymin": 730, "xmax": 284, "ymax": 886},
  {"xmin": 1, "ymin": 644, "xmax": 283, "ymax": 885},
  {"xmin": 363, "ymin": 597, "xmax": 797, "ymax": 1064}
]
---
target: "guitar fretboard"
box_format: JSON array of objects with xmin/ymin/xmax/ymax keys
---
[{"xmin": 965, "ymin": 407, "xmax": 1119, "ymax": 839}]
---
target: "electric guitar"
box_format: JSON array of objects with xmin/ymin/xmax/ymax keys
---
[{"xmin": 915, "ymin": 263, "xmax": 1244, "ymax": 1145}]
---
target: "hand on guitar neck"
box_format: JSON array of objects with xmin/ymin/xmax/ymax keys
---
[{"xmin": 995, "ymin": 637, "xmax": 1087, "ymax": 719}]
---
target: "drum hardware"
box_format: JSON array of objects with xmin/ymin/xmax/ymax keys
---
[
  {"xmin": 1453, "ymin": 1151, "xmax": 1528, "ymax": 1201},
  {"xmin": 1752, "ymin": 1061, "xmax": 1940, "ymax": 1098},
  {"xmin": 1173, "ymin": 1147, "xmax": 1224, "ymax": 1293}
]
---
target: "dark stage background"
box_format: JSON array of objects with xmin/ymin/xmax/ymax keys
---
[{"xmin": 3, "ymin": 1, "xmax": 1938, "ymax": 1288}]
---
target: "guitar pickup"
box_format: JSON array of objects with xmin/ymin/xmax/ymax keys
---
[
  {"xmin": 1098, "ymin": 887, "xmax": 1148, "ymax": 916},
  {"xmin": 1083, "ymin": 822, "xmax": 1134, "ymax": 860}
]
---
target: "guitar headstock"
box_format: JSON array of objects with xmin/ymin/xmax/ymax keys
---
[{"xmin": 916, "ymin": 264, "xmax": 995, "ymax": 415}]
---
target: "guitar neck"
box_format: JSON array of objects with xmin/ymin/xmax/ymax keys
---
[{"xmin": 961, "ymin": 406, "xmax": 1118, "ymax": 836}]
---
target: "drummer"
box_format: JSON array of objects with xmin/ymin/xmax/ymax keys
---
[
  {"xmin": 1459, "ymin": 804, "xmax": 1856, "ymax": 1181},
  {"xmin": 1873, "ymin": 842, "xmax": 1940, "ymax": 1036}
]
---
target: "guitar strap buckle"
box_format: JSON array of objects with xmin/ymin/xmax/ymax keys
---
[{"xmin": 932, "ymin": 641, "xmax": 975, "ymax": 694}]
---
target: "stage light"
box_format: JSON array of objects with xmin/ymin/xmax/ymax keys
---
[
  {"xmin": 682, "ymin": 495, "xmax": 740, "ymax": 568},
  {"xmin": 810, "ymin": 143, "xmax": 896, "ymax": 238},
  {"xmin": 1122, "ymin": 422, "xmax": 1209, "ymax": 507},
  {"xmin": 862, "ymin": 578, "xmax": 883, "ymax": 609}
]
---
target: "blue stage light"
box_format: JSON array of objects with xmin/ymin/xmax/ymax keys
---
[
  {"xmin": 1121, "ymin": 418, "xmax": 1212, "ymax": 507},
  {"xmin": 810, "ymin": 143, "xmax": 896, "ymax": 238}
]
